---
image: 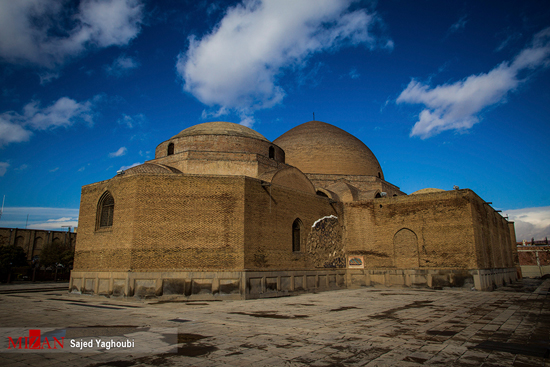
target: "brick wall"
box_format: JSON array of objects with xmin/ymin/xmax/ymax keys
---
[
  {"xmin": 243, "ymin": 177, "xmax": 340, "ymax": 270},
  {"xmin": 74, "ymin": 176, "xmax": 137, "ymax": 271},
  {"xmin": 469, "ymin": 192, "xmax": 515, "ymax": 269},
  {"xmin": 74, "ymin": 174, "xmax": 246, "ymax": 272},
  {"xmin": 518, "ymin": 246, "xmax": 550, "ymax": 266},
  {"xmin": 0, "ymin": 228, "xmax": 76, "ymax": 261},
  {"xmin": 343, "ymin": 190, "xmax": 511, "ymax": 270}
]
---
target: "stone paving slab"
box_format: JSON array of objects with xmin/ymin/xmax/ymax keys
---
[{"xmin": 0, "ymin": 279, "xmax": 548, "ymax": 366}]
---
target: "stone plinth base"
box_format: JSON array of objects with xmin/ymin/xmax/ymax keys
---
[
  {"xmin": 347, "ymin": 268, "xmax": 518, "ymax": 291},
  {"xmin": 69, "ymin": 269, "xmax": 347, "ymax": 300},
  {"xmin": 70, "ymin": 267, "xmax": 518, "ymax": 299}
]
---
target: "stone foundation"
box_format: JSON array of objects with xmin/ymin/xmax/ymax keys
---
[
  {"xmin": 69, "ymin": 269, "xmax": 347, "ymax": 300},
  {"xmin": 347, "ymin": 268, "xmax": 518, "ymax": 291},
  {"xmin": 70, "ymin": 267, "xmax": 518, "ymax": 299}
]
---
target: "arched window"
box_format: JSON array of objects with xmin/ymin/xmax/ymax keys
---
[
  {"xmin": 269, "ymin": 146, "xmax": 275, "ymax": 159},
  {"xmin": 292, "ymin": 219, "xmax": 302, "ymax": 252},
  {"xmin": 167, "ymin": 143, "xmax": 174, "ymax": 156},
  {"xmin": 98, "ymin": 191, "xmax": 115, "ymax": 229},
  {"xmin": 375, "ymin": 192, "xmax": 382, "ymax": 198}
]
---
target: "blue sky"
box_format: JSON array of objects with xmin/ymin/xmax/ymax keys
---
[{"xmin": 0, "ymin": 0, "xmax": 549, "ymax": 240}]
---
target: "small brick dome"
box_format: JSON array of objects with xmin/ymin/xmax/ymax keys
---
[
  {"xmin": 274, "ymin": 121, "xmax": 384, "ymax": 178},
  {"xmin": 172, "ymin": 121, "xmax": 269, "ymax": 142},
  {"xmin": 155, "ymin": 121, "xmax": 284, "ymax": 162}
]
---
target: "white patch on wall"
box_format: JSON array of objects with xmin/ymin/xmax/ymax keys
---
[{"xmin": 312, "ymin": 215, "xmax": 337, "ymax": 228}]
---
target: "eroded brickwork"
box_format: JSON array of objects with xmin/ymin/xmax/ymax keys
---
[
  {"xmin": 344, "ymin": 190, "xmax": 490, "ymax": 270},
  {"xmin": 243, "ymin": 178, "xmax": 340, "ymax": 270},
  {"xmin": 306, "ymin": 216, "xmax": 345, "ymax": 268}
]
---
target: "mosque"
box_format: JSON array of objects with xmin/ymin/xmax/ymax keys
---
[{"xmin": 70, "ymin": 120, "xmax": 519, "ymax": 299}]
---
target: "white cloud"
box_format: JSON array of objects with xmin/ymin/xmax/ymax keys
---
[
  {"xmin": 177, "ymin": 0, "xmax": 390, "ymax": 126},
  {"xmin": 0, "ymin": 117, "xmax": 32, "ymax": 146},
  {"xmin": 504, "ymin": 206, "xmax": 550, "ymax": 241},
  {"xmin": 109, "ymin": 147, "xmax": 128, "ymax": 158},
  {"xmin": 448, "ymin": 15, "xmax": 467, "ymax": 34},
  {"xmin": 349, "ymin": 68, "xmax": 360, "ymax": 79},
  {"xmin": 0, "ymin": 162, "xmax": 9, "ymax": 177},
  {"xmin": 0, "ymin": 96, "xmax": 97, "ymax": 147},
  {"xmin": 120, "ymin": 162, "xmax": 142, "ymax": 170},
  {"xmin": 105, "ymin": 55, "xmax": 140, "ymax": 77},
  {"xmin": 118, "ymin": 113, "xmax": 145, "ymax": 128},
  {"xmin": 0, "ymin": 207, "xmax": 79, "ymax": 230},
  {"xmin": 397, "ymin": 27, "xmax": 550, "ymax": 139},
  {"xmin": 38, "ymin": 71, "xmax": 61, "ymax": 85},
  {"xmin": 0, "ymin": 0, "xmax": 144, "ymax": 68},
  {"xmin": 49, "ymin": 167, "xmax": 59, "ymax": 173},
  {"xmin": 30, "ymin": 219, "xmax": 79, "ymax": 231}
]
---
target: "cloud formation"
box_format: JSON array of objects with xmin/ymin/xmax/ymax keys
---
[
  {"xmin": 109, "ymin": 147, "xmax": 128, "ymax": 157},
  {"xmin": 448, "ymin": 15, "xmax": 467, "ymax": 34},
  {"xmin": 0, "ymin": 96, "xmax": 98, "ymax": 147},
  {"xmin": 177, "ymin": 0, "xmax": 389, "ymax": 126},
  {"xmin": 0, "ymin": 207, "xmax": 79, "ymax": 230},
  {"xmin": 117, "ymin": 113, "xmax": 145, "ymax": 128},
  {"xmin": 505, "ymin": 206, "xmax": 550, "ymax": 241},
  {"xmin": 105, "ymin": 55, "xmax": 140, "ymax": 77},
  {"xmin": 0, "ymin": 0, "xmax": 144, "ymax": 68},
  {"xmin": 0, "ymin": 162, "xmax": 8, "ymax": 177},
  {"xmin": 397, "ymin": 27, "xmax": 550, "ymax": 139}
]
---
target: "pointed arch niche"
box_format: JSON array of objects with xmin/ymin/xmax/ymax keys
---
[
  {"xmin": 292, "ymin": 218, "xmax": 303, "ymax": 252},
  {"xmin": 97, "ymin": 191, "xmax": 115, "ymax": 229}
]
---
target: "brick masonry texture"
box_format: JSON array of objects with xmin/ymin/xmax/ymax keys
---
[
  {"xmin": 0, "ymin": 227, "xmax": 76, "ymax": 261},
  {"xmin": 71, "ymin": 121, "xmax": 518, "ymax": 298}
]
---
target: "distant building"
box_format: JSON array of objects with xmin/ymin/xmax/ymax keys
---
[
  {"xmin": 70, "ymin": 121, "xmax": 519, "ymax": 299},
  {"xmin": 0, "ymin": 227, "xmax": 76, "ymax": 262},
  {"xmin": 517, "ymin": 244, "xmax": 550, "ymax": 277}
]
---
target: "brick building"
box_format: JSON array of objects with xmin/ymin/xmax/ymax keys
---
[
  {"xmin": 0, "ymin": 227, "xmax": 76, "ymax": 262},
  {"xmin": 70, "ymin": 120, "xmax": 519, "ymax": 299},
  {"xmin": 516, "ymin": 245, "xmax": 550, "ymax": 277}
]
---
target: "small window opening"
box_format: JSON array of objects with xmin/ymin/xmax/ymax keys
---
[
  {"xmin": 292, "ymin": 219, "xmax": 302, "ymax": 252},
  {"xmin": 98, "ymin": 192, "xmax": 114, "ymax": 228},
  {"xmin": 269, "ymin": 146, "xmax": 275, "ymax": 159},
  {"xmin": 378, "ymin": 172, "xmax": 381, "ymax": 178},
  {"xmin": 375, "ymin": 192, "xmax": 382, "ymax": 198},
  {"xmin": 167, "ymin": 143, "xmax": 174, "ymax": 156}
]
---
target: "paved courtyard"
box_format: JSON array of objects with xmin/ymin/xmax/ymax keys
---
[{"xmin": 0, "ymin": 279, "xmax": 548, "ymax": 366}]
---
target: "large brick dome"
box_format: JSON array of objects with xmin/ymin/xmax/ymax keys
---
[{"xmin": 274, "ymin": 121, "xmax": 384, "ymax": 178}]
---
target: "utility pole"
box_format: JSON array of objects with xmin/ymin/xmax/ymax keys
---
[{"xmin": 0, "ymin": 195, "xmax": 4, "ymax": 221}]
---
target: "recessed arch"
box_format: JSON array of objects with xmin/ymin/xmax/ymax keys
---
[
  {"xmin": 97, "ymin": 191, "xmax": 115, "ymax": 229},
  {"xmin": 292, "ymin": 218, "xmax": 303, "ymax": 252},
  {"xmin": 393, "ymin": 228, "xmax": 419, "ymax": 268}
]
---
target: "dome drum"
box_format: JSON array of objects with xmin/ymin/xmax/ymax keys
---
[{"xmin": 155, "ymin": 122, "xmax": 285, "ymax": 163}]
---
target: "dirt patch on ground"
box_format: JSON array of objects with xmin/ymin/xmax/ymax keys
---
[{"xmin": 229, "ymin": 311, "xmax": 309, "ymax": 319}]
